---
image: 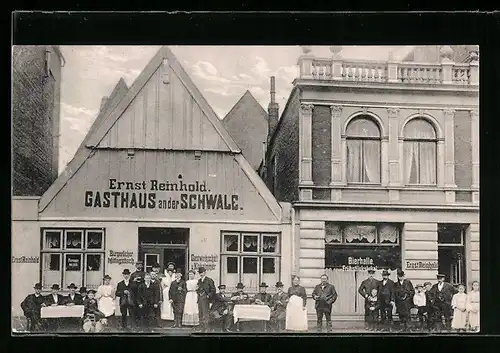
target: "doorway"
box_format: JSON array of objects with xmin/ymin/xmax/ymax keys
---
[
  {"xmin": 438, "ymin": 224, "xmax": 467, "ymax": 286},
  {"xmin": 138, "ymin": 227, "xmax": 189, "ymax": 279}
]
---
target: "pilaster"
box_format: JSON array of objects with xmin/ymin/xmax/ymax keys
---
[
  {"xmin": 444, "ymin": 109, "xmax": 456, "ymax": 188},
  {"xmin": 387, "ymin": 108, "xmax": 400, "ymax": 186},
  {"xmin": 330, "ymin": 105, "xmax": 343, "ymax": 186},
  {"xmin": 299, "ymin": 104, "xmax": 314, "ymax": 201}
]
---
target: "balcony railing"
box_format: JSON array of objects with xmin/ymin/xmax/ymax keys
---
[{"xmin": 297, "ymin": 56, "xmax": 479, "ymax": 86}]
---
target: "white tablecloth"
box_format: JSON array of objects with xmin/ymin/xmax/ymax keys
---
[
  {"xmin": 41, "ymin": 305, "xmax": 85, "ymax": 318},
  {"xmin": 233, "ymin": 304, "xmax": 271, "ymax": 323}
]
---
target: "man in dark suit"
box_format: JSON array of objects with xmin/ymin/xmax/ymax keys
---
[
  {"xmin": 137, "ymin": 273, "xmax": 161, "ymax": 331},
  {"xmin": 269, "ymin": 282, "xmax": 288, "ymax": 332},
  {"xmin": 130, "ymin": 261, "xmax": 145, "ymax": 327},
  {"xmin": 115, "ymin": 269, "xmax": 136, "ymax": 331},
  {"xmin": 424, "ymin": 282, "xmax": 434, "ymax": 331},
  {"xmin": 394, "ymin": 270, "xmax": 415, "ymax": 331},
  {"xmin": 312, "ymin": 274, "xmax": 338, "ymax": 332},
  {"xmin": 428, "ymin": 274, "xmax": 457, "ymax": 331},
  {"xmin": 209, "ymin": 284, "xmax": 233, "ymax": 332},
  {"xmin": 358, "ymin": 269, "xmax": 380, "ymax": 329},
  {"xmin": 252, "ymin": 282, "xmax": 273, "ymax": 332},
  {"xmin": 44, "ymin": 284, "xmax": 65, "ymax": 331},
  {"xmin": 230, "ymin": 282, "xmax": 250, "ymax": 332},
  {"xmin": 20, "ymin": 283, "xmax": 47, "ymax": 332},
  {"xmin": 377, "ymin": 270, "xmax": 395, "ymax": 331},
  {"xmin": 196, "ymin": 267, "xmax": 216, "ymax": 332},
  {"xmin": 169, "ymin": 272, "xmax": 187, "ymax": 328},
  {"xmin": 62, "ymin": 283, "xmax": 84, "ymax": 331}
]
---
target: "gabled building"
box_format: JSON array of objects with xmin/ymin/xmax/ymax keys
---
[
  {"xmin": 12, "ymin": 46, "xmax": 291, "ymax": 321},
  {"xmin": 261, "ymin": 45, "xmax": 479, "ymax": 320}
]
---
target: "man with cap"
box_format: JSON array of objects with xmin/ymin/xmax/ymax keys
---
[
  {"xmin": 269, "ymin": 282, "xmax": 288, "ymax": 332},
  {"xmin": 394, "ymin": 270, "xmax": 415, "ymax": 331},
  {"xmin": 130, "ymin": 261, "xmax": 145, "ymax": 326},
  {"xmin": 116, "ymin": 269, "xmax": 136, "ymax": 331},
  {"xmin": 196, "ymin": 267, "xmax": 216, "ymax": 332},
  {"xmin": 44, "ymin": 284, "xmax": 65, "ymax": 331},
  {"xmin": 137, "ymin": 273, "xmax": 161, "ymax": 331},
  {"xmin": 312, "ymin": 274, "xmax": 338, "ymax": 333},
  {"xmin": 428, "ymin": 274, "xmax": 457, "ymax": 331},
  {"xmin": 79, "ymin": 287, "xmax": 88, "ymax": 302},
  {"xmin": 358, "ymin": 269, "xmax": 380, "ymax": 330},
  {"xmin": 20, "ymin": 283, "xmax": 46, "ymax": 332},
  {"xmin": 377, "ymin": 270, "xmax": 396, "ymax": 331},
  {"xmin": 209, "ymin": 284, "xmax": 233, "ymax": 332}
]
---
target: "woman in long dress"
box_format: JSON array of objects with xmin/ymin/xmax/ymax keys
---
[
  {"xmin": 96, "ymin": 275, "xmax": 116, "ymax": 327},
  {"xmin": 451, "ymin": 284, "xmax": 468, "ymax": 332},
  {"xmin": 160, "ymin": 265, "xmax": 175, "ymax": 321},
  {"xmin": 466, "ymin": 281, "xmax": 480, "ymax": 332},
  {"xmin": 285, "ymin": 275, "xmax": 308, "ymax": 331},
  {"xmin": 182, "ymin": 270, "xmax": 199, "ymax": 326}
]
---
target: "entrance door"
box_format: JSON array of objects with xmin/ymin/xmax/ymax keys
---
[{"xmin": 438, "ymin": 224, "xmax": 467, "ymax": 286}]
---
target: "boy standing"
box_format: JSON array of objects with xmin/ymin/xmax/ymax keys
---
[{"xmin": 413, "ymin": 284, "xmax": 427, "ymax": 330}]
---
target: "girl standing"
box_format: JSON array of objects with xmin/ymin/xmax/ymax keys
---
[
  {"xmin": 466, "ymin": 281, "xmax": 480, "ymax": 332},
  {"xmin": 183, "ymin": 270, "xmax": 200, "ymax": 327},
  {"xmin": 285, "ymin": 276, "xmax": 308, "ymax": 332},
  {"xmin": 451, "ymin": 284, "xmax": 468, "ymax": 332},
  {"xmin": 160, "ymin": 264, "xmax": 175, "ymax": 321},
  {"xmin": 96, "ymin": 275, "xmax": 116, "ymax": 327}
]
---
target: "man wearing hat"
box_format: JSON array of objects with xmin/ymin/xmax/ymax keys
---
[
  {"xmin": 230, "ymin": 282, "xmax": 250, "ymax": 332},
  {"xmin": 358, "ymin": 269, "xmax": 380, "ymax": 330},
  {"xmin": 196, "ymin": 267, "xmax": 216, "ymax": 332},
  {"xmin": 428, "ymin": 274, "xmax": 457, "ymax": 331},
  {"xmin": 149, "ymin": 264, "xmax": 164, "ymax": 327},
  {"xmin": 116, "ymin": 269, "xmax": 136, "ymax": 330},
  {"xmin": 137, "ymin": 273, "xmax": 161, "ymax": 330},
  {"xmin": 377, "ymin": 270, "xmax": 395, "ymax": 331},
  {"xmin": 130, "ymin": 261, "xmax": 145, "ymax": 326},
  {"xmin": 394, "ymin": 270, "xmax": 415, "ymax": 331},
  {"xmin": 209, "ymin": 284, "xmax": 233, "ymax": 332},
  {"xmin": 64, "ymin": 283, "xmax": 84, "ymax": 305},
  {"xmin": 423, "ymin": 282, "xmax": 434, "ymax": 331},
  {"xmin": 20, "ymin": 283, "xmax": 46, "ymax": 331},
  {"xmin": 168, "ymin": 272, "xmax": 187, "ymax": 328},
  {"xmin": 44, "ymin": 284, "xmax": 64, "ymax": 331},
  {"xmin": 82, "ymin": 289, "xmax": 107, "ymax": 333},
  {"xmin": 312, "ymin": 274, "xmax": 338, "ymax": 333},
  {"xmin": 269, "ymin": 282, "xmax": 288, "ymax": 332},
  {"xmin": 80, "ymin": 287, "xmax": 88, "ymax": 302},
  {"xmin": 252, "ymin": 283, "xmax": 273, "ymax": 332}
]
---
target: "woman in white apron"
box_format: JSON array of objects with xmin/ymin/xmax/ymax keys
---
[
  {"xmin": 466, "ymin": 281, "xmax": 480, "ymax": 332},
  {"xmin": 160, "ymin": 264, "xmax": 175, "ymax": 321},
  {"xmin": 182, "ymin": 270, "xmax": 199, "ymax": 326},
  {"xmin": 286, "ymin": 275, "xmax": 308, "ymax": 332},
  {"xmin": 96, "ymin": 275, "xmax": 116, "ymax": 326}
]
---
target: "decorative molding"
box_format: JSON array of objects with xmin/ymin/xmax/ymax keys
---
[
  {"xmin": 300, "ymin": 104, "xmax": 314, "ymax": 115},
  {"xmin": 387, "ymin": 108, "xmax": 400, "ymax": 118},
  {"xmin": 470, "ymin": 110, "xmax": 479, "ymax": 119},
  {"xmin": 330, "ymin": 105, "xmax": 343, "ymax": 115},
  {"xmin": 443, "ymin": 109, "xmax": 456, "ymax": 117}
]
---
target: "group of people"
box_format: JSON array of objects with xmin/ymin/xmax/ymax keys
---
[{"xmin": 358, "ymin": 269, "xmax": 480, "ymax": 332}]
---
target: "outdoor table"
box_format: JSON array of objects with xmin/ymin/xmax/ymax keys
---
[
  {"xmin": 41, "ymin": 305, "xmax": 85, "ymax": 318},
  {"xmin": 233, "ymin": 304, "xmax": 271, "ymax": 323}
]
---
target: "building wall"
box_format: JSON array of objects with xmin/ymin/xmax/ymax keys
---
[
  {"xmin": 311, "ymin": 105, "xmax": 331, "ymax": 200},
  {"xmin": 12, "ymin": 46, "xmax": 62, "ymax": 196}
]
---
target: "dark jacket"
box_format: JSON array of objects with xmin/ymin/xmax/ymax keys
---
[
  {"xmin": 63, "ymin": 293, "xmax": 84, "ymax": 305},
  {"xmin": 377, "ymin": 279, "xmax": 395, "ymax": 304},
  {"xmin": 253, "ymin": 292, "xmax": 273, "ymax": 305},
  {"xmin": 288, "ymin": 285, "xmax": 307, "ymax": 307},
  {"xmin": 312, "ymin": 282, "xmax": 338, "ymax": 309},
  {"xmin": 130, "ymin": 270, "xmax": 146, "ymax": 284},
  {"xmin": 83, "ymin": 298, "xmax": 105, "ymax": 320},
  {"xmin": 394, "ymin": 279, "xmax": 415, "ymax": 303},
  {"xmin": 358, "ymin": 277, "xmax": 380, "ymax": 299},
  {"xmin": 21, "ymin": 293, "xmax": 46, "ymax": 318},
  {"xmin": 270, "ymin": 292, "xmax": 289, "ymax": 312},
  {"xmin": 366, "ymin": 295, "xmax": 380, "ymax": 312},
  {"xmin": 45, "ymin": 293, "xmax": 65, "ymax": 306},
  {"xmin": 169, "ymin": 280, "xmax": 187, "ymax": 303},
  {"xmin": 197, "ymin": 276, "xmax": 216, "ymax": 303},
  {"xmin": 115, "ymin": 280, "xmax": 136, "ymax": 307},
  {"xmin": 231, "ymin": 291, "xmax": 251, "ymax": 305},
  {"xmin": 137, "ymin": 282, "xmax": 161, "ymax": 306},
  {"xmin": 210, "ymin": 293, "xmax": 233, "ymax": 315},
  {"xmin": 429, "ymin": 282, "xmax": 457, "ymax": 304}
]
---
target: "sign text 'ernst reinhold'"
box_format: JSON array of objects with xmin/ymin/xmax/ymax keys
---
[{"xmin": 84, "ymin": 177, "xmax": 241, "ymax": 211}]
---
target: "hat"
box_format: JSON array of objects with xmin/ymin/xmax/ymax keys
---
[
  {"xmin": 381, "ymin": 270, "xmax": 390, "ymax": 276},
  {"xmin": 122, "ymin": 269, "xmax": 131, "ymax": 275},
  {"xmin": 135, "ymin": 261, "xmax": 143, "ymax": 265},
  {"xmin": 275, "ymin": 281, "xmax": 284, "ymax": 288},
  {"xmin": 34, "ymin": 283, "xmax": 42, "ymax": 289},
  {"xmin": 218, "ymin": 284, "xmax": 226, "ymax": 289},
  {"xmin": 103, "ymin": 274, "xmax": 112, "ymax": 280},
  {"xmin": 437, "ymin": 274, "xmax": 446, "ymax": 279},
  {"xmin": 166, "ymin": 262, "xmax": 176, "ymax": 268},
  {"xmin": 415, "ymin": 284, "xmax": 423, "ymax": 289},
  {"xmin": 152, "ymin": 263, "xmax": 160, "ymax": 268},
  {"xmin": 79, "ymin": 286, "xmax": 87, "ymax": 293},
  {"xmin": 397, "ymin": 270, "xmax": 405, "ymax": 277},
  {"xmin": 259, "ymin": 282, "xmax": 269, "ymax": 288},
  {"xmin": 198, "ymin": 267, "xmax": 206, "ymax": 274},
  {"xmin": 67, "ymin": 283, "xmax": 78, "ymax": 289},
  {"xmin": 236, "ymin": 282, "xmax": 245, "ymax": 289},
  {"xmin": 51, "ymin": 284, "xmax": 60, "ymax": 290},
  {"xmin": 368, "ymin": 269, "xmax": 375, "ymax": 274},
  {"xmin": 87, "ymin": 289, "xmax": 96, "ymax": 295},
  {"xmin": 423, "ymin": 282, "xmax": 432, "ymax": 287}
]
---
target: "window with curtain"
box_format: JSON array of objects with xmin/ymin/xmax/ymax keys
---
[
  {"xmin": 346, "ymin": 117, "xmax": 381, "ymax": 184},
  {"xmin": 403, "ymin": 118, "xmax": 437, "ymax": 185}
]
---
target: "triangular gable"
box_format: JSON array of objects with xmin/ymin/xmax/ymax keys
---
[{"xmin": 223, "ymin": 90, "xmax": 268, "ymax": 125}]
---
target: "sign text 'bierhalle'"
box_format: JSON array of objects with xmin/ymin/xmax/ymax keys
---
[{"xmin": 83, "ymin": 175, "xmax": 242, "ymax": 211}]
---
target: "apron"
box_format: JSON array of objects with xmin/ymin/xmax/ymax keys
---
[
  {"xmin": 285, "ymin": 295, "xmax": 308, "ymax": 331},
  {"xmin": 183, "ymin": 279, "xmax": 199, "ymax": 326},
  {"xmin": 161, "ymin": 275, "xmax": 174, "ymax": 320},
  {"xmin": 97, "ymin": 285, "xmax": 116, "ymax": 317}
]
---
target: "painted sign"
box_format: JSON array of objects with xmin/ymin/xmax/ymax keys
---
[
  {"xmin": 190, "ymin": 254, "xmax": 218, "ymax": 271},
  {"xmin": 325, "ymin": 246, "xmax": 401, "ymax": 271},
  {"xmin": 66, "ymin": 255, "xmax": 81, "ymax": 271},
  {"xmin": 108, "ymin": 250, "xmax": 135, "ymax": 265},
  {"xmin": 12, "ymin": 256, "xmax": 39, "ymax": 264},
  {"xmin": 84, "ymin": 176, "xmax": 240, "ymax": 211},
  {"xmin": 406, "ymin": 260, "xmax": 438, "ymax": 270}
]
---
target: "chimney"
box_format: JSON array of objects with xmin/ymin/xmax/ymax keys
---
[{"xmin": 267, "ymin": 76, "xmax": 279, "ymax": 146}]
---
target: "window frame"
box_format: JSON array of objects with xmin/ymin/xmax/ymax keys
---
[{"xmin": 325, "ymin": 223, "xmax": 401, "ymax": 247}]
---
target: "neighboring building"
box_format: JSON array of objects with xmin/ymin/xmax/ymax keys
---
[
  {"xmin": 261, "ymin": 45, "xmax": 479, "ymax": 320},
  {"xmin": 12, "ymin": 45, "xmax": 64, "ymax": 196},
  {"xmin": 12, "ymin": 46, "xmax": 291, "ymax": 322},
  {"xmin": 403, "ymin": 45, "xmax": 479, "ymax": 63},
  {"xmin": 222, "ymin": 90, "xmax": 269, "ymax": 171}
]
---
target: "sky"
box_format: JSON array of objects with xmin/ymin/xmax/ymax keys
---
[{"xmin": 58, "ymin": 45, "xmax": 415, "ymax": 173}]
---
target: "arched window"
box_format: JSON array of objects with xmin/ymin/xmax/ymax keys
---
[
  {"xmin": 403, "ymin": 118, "xmax": 437, "ymax": 185},
  {"xmin": 346, "ymin": 117, "xmax": 381, "ymax": 184}
]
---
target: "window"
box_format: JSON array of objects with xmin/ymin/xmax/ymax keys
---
[
  {"xmin": 346, "ymin": 117, "xmax": 381, "ymax": 184},
  {"xmin": 403, "ymin": 118, "xmax": 437, "ymax": 185},
  {"xmin": 221, "ymin": 232, "xmax": 280, "ymax": 293},
  {"xmin": 41, "ymin": 229, "xmax": 105, "ymax": 291},
  {"xmin": 325, "ymin": 223, "xmax": 400, "ymax": 246},
  {"xmin": 438, "ymin": 224, "xmax": 467, "ymax": 286}
]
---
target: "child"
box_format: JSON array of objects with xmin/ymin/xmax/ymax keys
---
[
  {"xmin": 451, "ymin": 284, "xmax": 468, "ymax": 332},
  {"xmin": 366, "ymin": 288, "xmax": 380, "ymax": 331},
  {"xmin": 82, "ymin": 290, "xmax": 108, "ymax": 333},
  {"xmin": 413, "ymin": 284, "xmax": 427, "ymax": 330},
  {"xmin": 466, "ymin": 281, "xmax": 480, "ymax": 332}
]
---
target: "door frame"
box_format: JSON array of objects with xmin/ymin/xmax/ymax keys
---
[{"xmin": 139, "ymin": 244, "xmax": 189, "ymax": 276}]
